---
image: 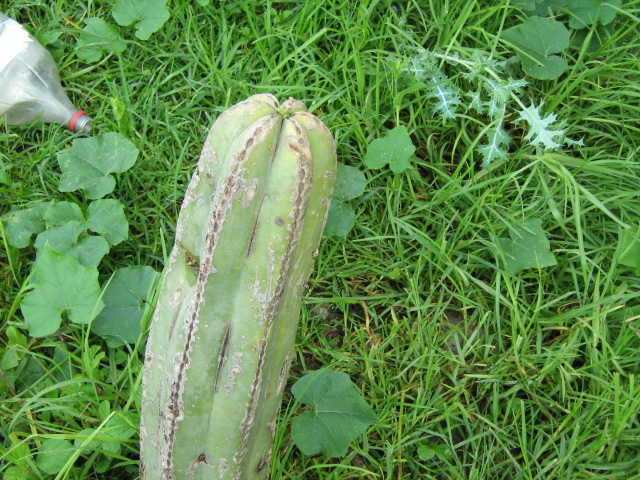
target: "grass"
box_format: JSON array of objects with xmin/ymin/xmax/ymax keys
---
[{"xmin": 2, "ymin": 0, "xmax": 640, "ymax": 478}]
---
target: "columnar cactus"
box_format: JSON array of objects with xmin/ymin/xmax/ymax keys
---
[{"xmin": 140, "ymin": 94, "xmax": 337, "ymax": 480}]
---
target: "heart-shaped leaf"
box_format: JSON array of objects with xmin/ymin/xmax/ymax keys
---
[
  {"xmin": 57, "ymin": 132, "xmax": 138, "ymax": 199},
  {"xmin": 497, "ymin": 218, "xmax": 557, "ymax": 274},
  {"xmin": 364, "ymin": 126, "xmax": 415, "ymax": 172},
  {"xmin": 291, "ymin": 369, "xmax": 378, "ymax": 457},
  {"xmin": 112, "ymin": 0, "xmax": 170, "ymax": 40},
  {"xmin": 91, "ymin": 266, "xmax": 158, "ymax": 346},
  {"xmin": 503, "ymin": 16, "xmax": 570, "ymax": 80},
  {"xmin": 21, "ymin": 246, "xmax": 104, "ymax": 337}
]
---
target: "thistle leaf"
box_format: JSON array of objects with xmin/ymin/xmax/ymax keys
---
[
  {"xmin": 517, "ymin": 103, "xmax": 567, "ymax": 151},
  {"xmin": 467, "ymin": 91, "xmax": 484, "ymax": 113},
  {"xmin": 403, "ymin": 50, "xmax": 439, "ymax": 81},
  {"xmin": 428, "ymin": 74, "xmax": 461, "ymax": 119},
  {"xmin": 477, "ymin": 123, "xmax": 510, "ymax": 166}
]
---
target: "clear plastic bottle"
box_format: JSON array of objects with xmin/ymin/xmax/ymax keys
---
[{"xmin": 0, "ymin": 12, "xmax": 92, "ymax": 133}]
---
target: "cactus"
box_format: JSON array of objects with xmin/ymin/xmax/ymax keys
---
[{"xmin": 140, "ymin": 94, "xmax": 336, "ymax": 480}]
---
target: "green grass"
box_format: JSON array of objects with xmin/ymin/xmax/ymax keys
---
[{"xmin": 2, "ymin": 0, "xmax": 640, "ymax": 478}]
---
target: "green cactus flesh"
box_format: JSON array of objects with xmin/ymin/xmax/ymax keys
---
[{"xmin": 140, "ymin": 94, "xmax": 336, "ymax": 480}]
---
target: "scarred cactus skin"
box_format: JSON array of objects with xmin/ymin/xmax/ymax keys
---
[{"xmin": 140, "ymin": 94, "xmax": 336, "ymax": 480}]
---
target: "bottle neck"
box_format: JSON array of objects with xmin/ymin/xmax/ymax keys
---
[{"xmin": 69, "ymin": 110, "xmax": 92, "ymax": 133}]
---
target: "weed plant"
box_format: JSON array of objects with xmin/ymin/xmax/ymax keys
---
[{"xmin": 2, "ymin": 1, "xmax": 640, "ymax": 479}]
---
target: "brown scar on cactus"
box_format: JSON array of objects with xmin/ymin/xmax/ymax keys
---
[
  {"xmin": 177, "ymin": 242, "xmax": 200, "ymax": 274},
  {"xmin": 213, "ymin": 323, "xmax": 231, "ymax": 393}
]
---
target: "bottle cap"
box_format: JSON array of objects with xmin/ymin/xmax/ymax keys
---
[{"xmin": 69, "ymin": 110, "xmax": 92, "ymax": 134}]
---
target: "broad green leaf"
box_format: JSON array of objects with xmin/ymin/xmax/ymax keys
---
[
  {"xmin": 6, "ymin": 325, "xmax": 28, "ymax": 348},
  {"xmin": 514, "ymin": 0, "xmax": 537, "ymax": 9},
  {"xmin": 324, "ymin": 201, "xmax": 356, "ymax": 237},
  {"xmin": 35, "ymin": 199, "xmax": 126, "ymax": 265},
  {"xmin": 91, "ymin": 266, "xmax": 158, "ymax": 346},
  {"xmin": 417, "ymin": 445, "xmax": 436, "ymax": 461},
  {"xmin": 13, "ymin": 356, "xmax": 46, "ymax": 391},
  {"xmin": 35, "ymin": 217, "xmax": 110, "ymax": 267},
  {"xmin": 2, "ymin": 326, "xmax": 28, "ymax": 369},
  {"xmin": 37, "ymin": 30, "xmax": 63, "ymax": 48},
  {"xmin": 44, "ymin": 201, "xmax": 84, "ymax": 226},
  {"xmin": 109, "ymin": 96, "xmax": 130, "ymax": 131},
  {"xmin": 70, "ymin": 236, "xmax": 110, "ymax": 267},
  {"xmin": 34, "ymin": 221, "xmax": 85, "ymax": 255},
  {"xmin": 334, "ymin": 163, "xmax": 366, "ymax": 201},
  {"xmin": 36, "ymin": 438, "xmax": 74, "ymax": 475},
  {"xmin": 619, "ymin": 225, "xmax": 640, "ymax": 275},
  {"xmin": 503, "ymin": 16, "xmax": 570, "ymax": 80},
  {"xmin": 0, "ymin": 158, "xmax": 11, "ymax": 185},
  {"xmin": 6, "ymin": 432, "xmax": 32, "ymax": 467},
  {"xmin": 291, "ymin": 369, "xmax": 378, "ymax": 457},
  {"xmin": 1, "ymin": 346, "xmax": 21, "ymax": 370},
  {"xmin": 105, "ymin": 412, "xmax": 137, "ymax": 441},
  {"xmin": 497, "ymin": 218, "xmax": 557, "ymax": 274},
  {"xmin": 4, "ymin": 465, "xmax": 35, "ymax": 480},
  {"xmin": 86, "ymin": 199, "xmax": 128, "ymax": 245},
  {"xmin": 57, "ymin": 132, "xmax": 139, "ymax": 199},
  {"xmin": 1, "ymin": 202, "xmax": 51, "ymax": 248},
  {"xmin": 515, "ymin": 0, "xmax": 568, "ymax": 15},
  {"xmin": 112, "ymin": 0, "xmax": 170, "ymax": 40},
  {"xmin": 21, "ymin": 246, "xmax": 104, "ymax": 337},
  {"xmin": 324, "ymin": 163, "xmax": 365, "ymax": 237},
  {"xmin": 417, "ymin": 443, "xmax": 453, "ymax": 462},
  {"xmin": 566, "ymin": 0, "xmax": 621, "ymax": 28},
  {"xmin": 364, "ymin": 126, "xmax": 415, "ymax": 172},
  {"xmin": 76, "ymin": 17, "xmax": 127, "ymax": 63}
]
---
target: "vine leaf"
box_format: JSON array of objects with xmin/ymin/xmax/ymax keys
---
[
  {"xmin": 31, "ymin": 200, "xmax": 128, "ymax": 267},
  {"xmin": 91, "ymin": 266, "xmax": 158, "ymax": 346},
  {"xmin": 21, "ymin": 246, "xmax": 104, "ymax": 337},
  {"xmin": 502, "ymin": 16, "xmax": 570, "ymax": 80},
  {"xmin": 619, "ymin": 225, "xmax": 640, "ymax": 275},
  {"xmin": 85, "ymin": 199, "xmax": 129, "ymax": 245},
  {"xmin": 566, "ymin": 0, "xmax": 622, "ymax": 28},
  {"xmin": 76, "ymin": 17, "xmax": 126, "ymax": 62},
  {"xmin": 291, "ymin": 369, "xmax": 378, "ymax": 457},
  {"xmin": 364, "ymin": 126, "xmax": 415, "ymax": 172},
  {"xmin": 497, "ymin": 218, "xmax": 557, "ymax": 274},
  {"xmin": 57, "ymin": 132, "xmax": 139, "ymax": 199},
  {"xmin": 36, "ymin": 439, "xmax": 75, "ymax": 475},
  {"xmin": 112, "ymin": 0, "xmax": 170, "ymax": 40},
  {"xmin": 0, "ymin": 202, "xmax": 51, "ymax": 248},
  {"xmin": 324, "ymin": 163, "xmax": 366, "ymax": 237}
]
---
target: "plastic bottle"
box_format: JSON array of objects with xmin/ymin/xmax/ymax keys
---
[{"xmin": 0, "ymin": 12, "xmax": 92, "ymax": 133}]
